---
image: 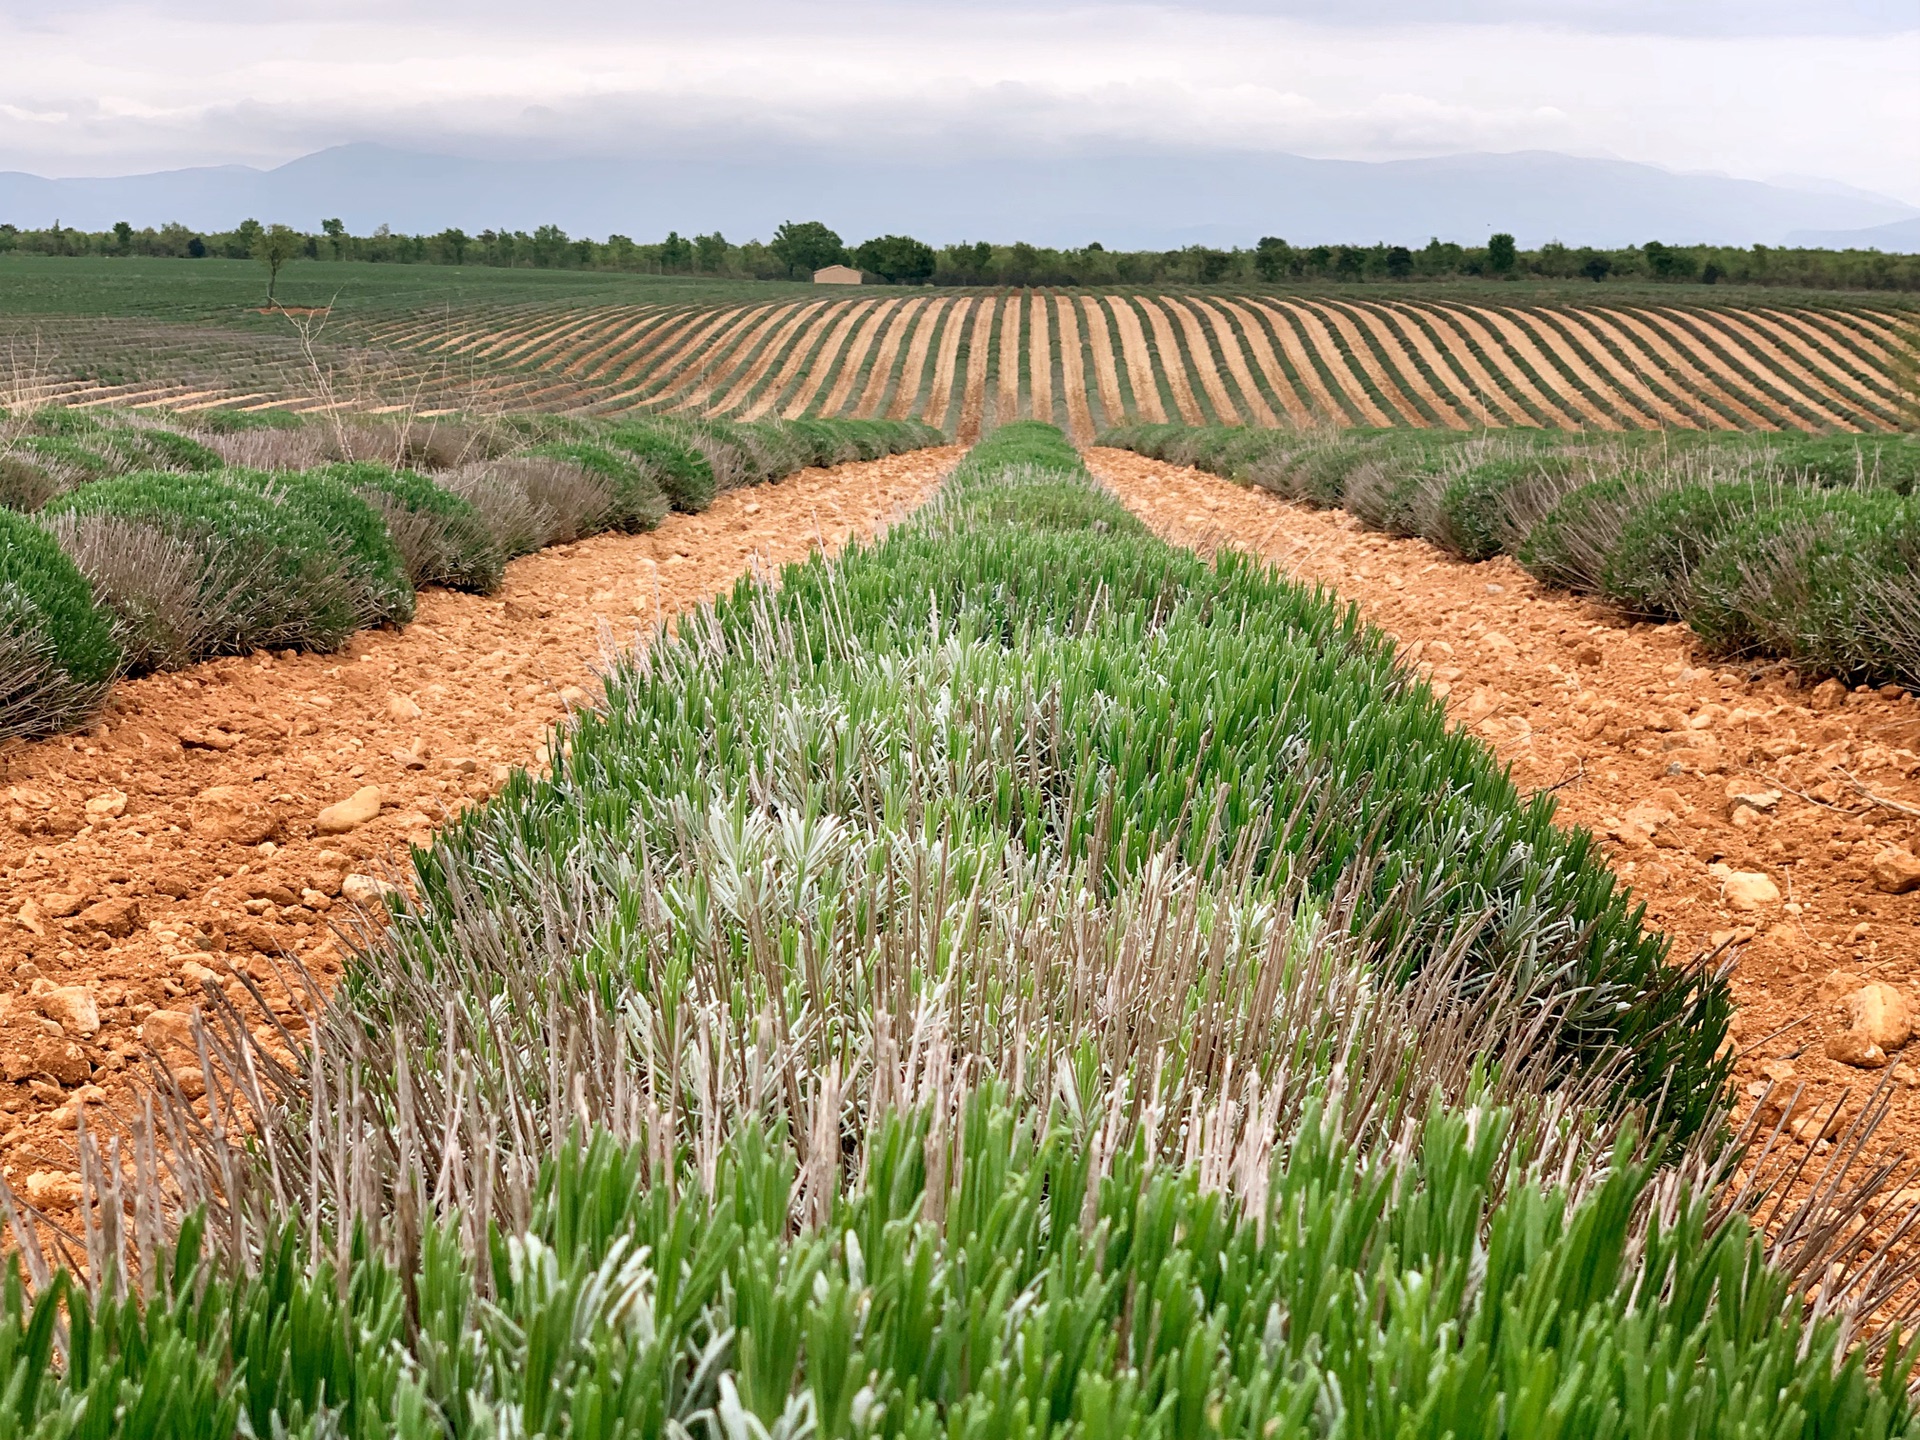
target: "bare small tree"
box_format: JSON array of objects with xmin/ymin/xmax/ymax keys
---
[{"xmin": 253, "ymin": 223, "xmax": 305, "ymax": 307}]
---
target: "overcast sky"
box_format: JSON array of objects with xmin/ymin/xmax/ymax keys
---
[{"xmin": 3, "ymin": 0, "xmax": 1915, "ymax": 205}]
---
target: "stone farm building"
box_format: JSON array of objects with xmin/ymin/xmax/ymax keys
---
[{"xmin": 813, "ymin": 264, "xmax": 862, "ymax": 285}]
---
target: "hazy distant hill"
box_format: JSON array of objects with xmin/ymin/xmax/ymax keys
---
[
  {"xmin": 2, "ymin": 144, "xmax": 1914, "ymax": 250},
  {"xmin": 1786, "ymin": 216, "xmax": 1920, "ymax": 252}
]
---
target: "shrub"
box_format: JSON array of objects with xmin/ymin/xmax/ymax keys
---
[
  {"xmin": 1687, "ymin": 490, "xmax": 1917, "ymax": 679},
  {"xmin": 1344, "ymin": 451, "xmax": 1447, "ymax": 536},
  {"xmin": 1517, "ymin": 474, "xmax": 1666, "ymax": 592},
  {"xmin": 0, "ymin": 454, "xmax": 58, "ymax": 512},
  {"xmin": 317, "ymin": 462, "xmax": 506, "ymax": 593},
  {"xmin": 204, "ymin": 425, "xmax": 330, "ymax": 472},
  {"xmin": 100, "ymin": 425, "xmax": 223, "ymax": 473},
  {"xmin": 1601, "ymin": 478, "xmax": 1801, "ymax": 618},
  {"xmin": 37, "ymin": 510, "xmax": 220, "ymax": 672},
  {"xmin": 777, "ymin": 416, "xmax": 861, "ymax": 468},
  {"xmin": 1432, "ymin": 454, "xmax": 1582, "ymax": 561},
  {"xmin": 0, "ymin": 509, "xmax": 118, "ymax": 739},
  {"xmin": 524, "ymin": 440, "xmax": 670, "ymax": 533},
  {"xmin": 219, "ymin": 468, "xmax": 416, "ymax": 626},
  {"xmin": 1770, "ymin": 434, "xmax": 1920, "ymax": 494},
  {"xmin": 662, "ymin": 417, "xmax": 754, "ymax": 491},
  {"xmin": 738, "ymin": 420, "xmax": 822, "ymax": 475},
  {"xmin": 602, "ymin": 420, "xmax": 717, "ymax": 511},
  {"xmin": 15, "ymin": 434, "xmax": 119, "ymax": 488},
  {"xmin": 442, "ymin": 457, "xmax": 615, "ymax": 555},
  {"xmin": 180, "ymin": 406, "xmax": 305, "ymax": 434},
  {"xmin": 45, "ymin": 472, "xmax": 363, "ymax": 659}
]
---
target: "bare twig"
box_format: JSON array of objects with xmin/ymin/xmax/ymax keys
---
[{"xmin": 1840, "ymin": 769, "xmax": 1920, "ymax": 819}]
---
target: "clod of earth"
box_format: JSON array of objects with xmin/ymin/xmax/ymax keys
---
[
  {"xmin": 35, "ymin": 983, "xmax": 101, "ymax": 1036},
  {"xmin": 1826, "ymin": 1029, "xmax": 1889, "ymax": 1069},
  {"xmin": 1842, "ymin": 981, "xmax": 1913, "ymax": 1051},
  {"xmin": 1870, "ymin": 846, "xmax": 1920, "ymax": 895},
  {"xmin": 191, "ymin": 785, "xmax": 281, "ymax": 844}
]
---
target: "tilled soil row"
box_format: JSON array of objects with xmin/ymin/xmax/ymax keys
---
[
  {"xmin": 1086, "ymin": 448, "xmax": 1920, "ymax": 1157},
  {"xmin": 0, "ymin": 447, "xmax": 961, "ymax": 1206}
]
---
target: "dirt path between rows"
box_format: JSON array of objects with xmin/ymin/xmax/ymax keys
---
[
  {"xmin": 0, "ymin": 447, "xmax": 961, "ymax": 1208},
  {"xmin": 1087, "ymin": 448, "xmax": 1920, "ymax": 1158}
]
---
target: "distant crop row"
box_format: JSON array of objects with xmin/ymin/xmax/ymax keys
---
[
  {"xmin": 1104, "ymin": 423, "xmax": 1920, "ymax": 690},
  {"xmin": 0, "ymin": 404, "xmax": 944, "ymax": 741},
  {"xmin": 15, "ymin": 424, "xmax": 1915, "ymax": 1436},
  {"xmin": 13, "ymin": 293, "xmax": 1912, "ymax": 439},
  {"xmin": 364, "ymin": 294, "xmax": 1916, "ymax": 439}
]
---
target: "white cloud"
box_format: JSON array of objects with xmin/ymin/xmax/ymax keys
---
[{"xmin": 1, "ymin": 1, "xmax": 1914, "ymax": 206}]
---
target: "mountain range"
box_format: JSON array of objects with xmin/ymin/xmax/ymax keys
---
[{"xmin": 1, "ymin": 144, "xmax": 1914, "ymax": 252}]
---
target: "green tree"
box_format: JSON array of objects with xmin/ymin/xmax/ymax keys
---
[
  {"xmin": 769, "ymin": 220, "xmax": 846, "ymax": 279},
  {"xmin": 531, "ymin": 224, "xmax": 569, "ymax": 268},
  {"xmin": 1385, "ymin": 245, "xmax": 1413, "ymax": 279},
  {"xmin": 854, "ymin": 234, "xmax": 936, "ymax": 284},
  {"xmin": 229, "ymin": 217, "xmax": 264, "ymax": 261},
  {"xmin": 111, "ymin": 221, "xmax": 134, "ymax": 256},
  {"xmin": 252, "ymin": 222, "xmax": 303, "ymax": 303},
  {"xmin": 1581, "ymin": 251, "xmax": 1614, "ymax": 282},
  {"xmin": 1192, "ymin": 247, "xmax": 1231, "ymax": 284},
  {"xmin": 659, "ymin": 231, "xmax": 694, "ymax": 271},
  {"xmin": 1487, "ymin": 232, "xmax": 1517, "ymax": 274},
  {"xmin": 435, "ymin": 227, "xmax": 470, "ymax": 264},
  {"xmin": 1253, "ymin": 236, "xmax": 1293, "ymax": 282},
  {"xmin": 694, "ymin": 232, "xmax": 729, "ymax": 272},
  {"xmin": 321, "ymin": 217, "xmax": 347, "ymax": 260}
]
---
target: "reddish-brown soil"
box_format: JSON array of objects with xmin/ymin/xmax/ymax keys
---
[
  {"xmin": 0, "ymin": 447, "xmax": 960, "ymax": 1206},
  {"xmin": 1087, "ymin": 448, "xmax": 1920, "ymax": 1154}
]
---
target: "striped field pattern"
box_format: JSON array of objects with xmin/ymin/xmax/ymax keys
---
[{"xmin": 28, "ymin": 293, "xmax": 1915, "ymax": 432}]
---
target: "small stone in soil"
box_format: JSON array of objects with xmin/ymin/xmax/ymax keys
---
[
  {"xmin": 1722, "ymin": 872, "xmax": 1782, "ymax": 911},
  {"xmin": 315, "ymin": 786, "xmax": 383, "ymax": 835}
]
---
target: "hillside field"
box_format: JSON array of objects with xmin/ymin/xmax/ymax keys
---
[{"xmin": 2, "ymin": 257, "xmax": 1913, "ymax": 437}]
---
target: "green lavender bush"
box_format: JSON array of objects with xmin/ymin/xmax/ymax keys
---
[{"xmin": 0, "ymin": 508, "xmax": 119, "ymax": 739}]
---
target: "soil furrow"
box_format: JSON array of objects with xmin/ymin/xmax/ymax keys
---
[
  {"xmin": 1052, "ymin": 294, "xmax": 1097, "ymax": 443},
  {"xmin": 855, "ymin": 298, "xmax": 929, "ymax": 419},
  {"xmin": 1218, "ymin": 300, "xmax": 1321, "ymax": 427},
  {"xmin": 1184, "ymin": 300, "xmax": 1281, "ymax": 428},
  {"xmin": 708, "ymin": 302, "xmax": 826, "ymax": 417},
  {"xmin": 1655, "ymin": 308, "xmax": 1863, "ymax": 432},
  {"xmin": 817, "ymin": 299, "xmax": 901, "ymax": 417},
  {"xmin": 779, "ymin": 302, "xmax": 877, "ymax": 419},
  {"xmin": 1597, "ymin": 308, "xmax": 1785, "ymax": 431},
  {"xmin": 1529, "ymin": 307, "xmax": 1709, "ymax": 430},
  {"xmin": 1306, "ymin": 299, "xmax": 1449, "ymax": 428},
  {"xmin": 1475, "ymin": 307, "xmax": 1631, "ymax": 430},
  {"xmin": 1102, "ymin": 297, "xmax": 1170, "ymax": 424},
  {"xmin": 1159, "ymin": 297, "xmax": 1246, "ymax": 426},
  {"xmin": 0, "ymin": 446, "xmax": 962, "ymax": 1194},
  {"xmin": 1085, "ymin": 445, "xmax": 1920, "ymax": 1162},
  {"xmin": 920, "ymin": 297, "xmax": 971, "ymax": 432},
  {"xmin": 1077, "ymin": 296, "xmax": 1130, "ymax": 428},
  {"xmin": 994, "ymin": 294, "xmax": 1023, "ymax": 426},
  {"xmin": 1749, "ymin": 310, "xmax": 1905, "ymax": 413},
  {"xmin": 1028, "ymin": 291, "xmax": 1055, "ymax": 428},
  {"xmin": 669, "ymin": 304, "xmax": 797, "ymax": 413},
  {"xmin": 956, "ymin": 296, "xmax": 996, "ymax": 443},
  {"xmin": 1702, "ymin": 310, "xmax": 1894, "ymax": 426},
  {"xmin": 1351, "ymin": 300, "xmax": 1506, "ymax": 429},
  {"xmin": 1264, "ymin": 302, "xmax": 1396, "ymax": 427}
]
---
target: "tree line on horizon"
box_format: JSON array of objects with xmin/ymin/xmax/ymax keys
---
[{"xmin": 2, "ymin": 215, "xmax": 1917, "ymax": 292}]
